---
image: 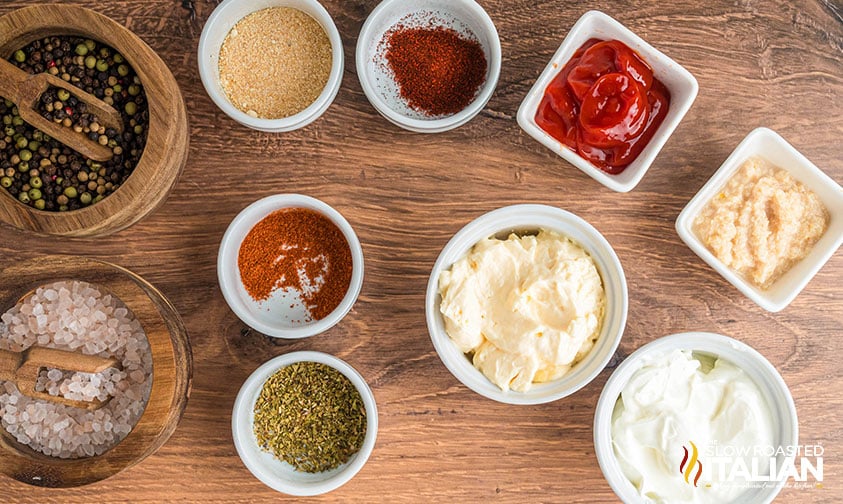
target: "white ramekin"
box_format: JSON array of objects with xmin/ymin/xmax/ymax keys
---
[
  {"xmin": 676, "ymin": 127, "xmax": 843, "ymax": 312},
  {"xmin": 356, "ymin": 0, "xmax": 501, "ymax": 133},
  {"xmin": 198, "ymin": 0, "xmax": 344, "ymax": 132},
  {"xmin": 594, "ymin": 332, "xmax": 798, "ymax": 504},
  {"xmin": 425, "ymin": 204, "xmax": 628, "ymax": 404},
  {"xmin": 232, "ymin": 351, "xmax": 378, "ymax": 496},
  {"xmin": 217, "ymin": 194, "xmax": 364, "ymax": 339},
  {"xmin": 517, "ymin": 10, "xmax": 698, "ymax": 192}
]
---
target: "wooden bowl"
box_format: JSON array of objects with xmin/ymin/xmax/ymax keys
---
[
  {"xmin": 0, "ymin": 5, "xmax": 189, "ymax": 237},
  {"xmin": 0, "ymin": 256, "xmax": 192, "ymax": 487}
]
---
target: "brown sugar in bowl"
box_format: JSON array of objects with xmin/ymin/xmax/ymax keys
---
[
  {"xmin": 0, "ymin": 255, "xmax": 192, "ymax": 487},
  {"xmin": 0, "ymin": 5, "xmax": 189, "ymax": 237}
]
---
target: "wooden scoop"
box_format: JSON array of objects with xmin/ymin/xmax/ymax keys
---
[
  {"xmin": 0, "ymin": 57, "xmax": 123, "ymax": 162},
  {"xmin": 0, "ymin": 346, "xmax": 120, "ymax": 410}
]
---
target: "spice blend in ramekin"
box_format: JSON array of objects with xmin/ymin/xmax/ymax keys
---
[
  {"xmin": 237, "ymin": 207, "xmax": 352, "ymax": 322},
  {"xmin": 382, "ymin": 23, "xmax": 487, "ymax": 117},
  {"xmin": 218, "ymin": 7, "xmax": 332, "ymax": 119}
]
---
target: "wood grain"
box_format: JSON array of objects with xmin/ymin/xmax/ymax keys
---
[{"xmin": 0, "ymin": 0, "xmax": 841, "ymax": 501}]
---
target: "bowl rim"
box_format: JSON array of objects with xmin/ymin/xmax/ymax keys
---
[
  {"xmin": 197, "ymin": 0, "xmax": 345, "ymax": 132},
  {"xmin": 593, "ymin": 331, "xmax": 798, "ymax": 504},
  {"xmin": 675, "ymin": 127, "xmax": 843, "ymax": 312},
  {"xmin": 425, "ymin": 203, "xmax": 628, "ymax": 404},
  {"xmin": 516, "ymin": 9, "xmax": 699, "ymax": 192},
  {"xmin": 231, "ymin": 350, "xmax": 378, "ymax": 496},
  {"xmin": 355, "ymin": 0, "xmax": 502, "ymax": 133},
  {"xmin": 217, "ymin": 194, "xmax": 364, "ymax": 339}
]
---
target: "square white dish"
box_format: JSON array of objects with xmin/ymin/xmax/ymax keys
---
[
  {"xmin": 516, "ymin": 10, "xmax": 698, "ymax": 192},
  {"xmin": 675, "ymin": 127, "xmax": 843, "ymax": 312}
]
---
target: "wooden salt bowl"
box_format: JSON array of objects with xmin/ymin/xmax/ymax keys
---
[
  {"xmin": 0, "ymin": 256, "xmax": 192, "ymax": 487},
  {"xmin": 0, "ymin": 5, "xmax": 189, "ymax": 237}
]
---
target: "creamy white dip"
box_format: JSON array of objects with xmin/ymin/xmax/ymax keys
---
[
  {"xmin": 438, "ymin": 230, "xmax": 605, "ymax": 392},
  {"xmin": 612, "ymin": 349, "xmax": 775, "ymax": 503}
]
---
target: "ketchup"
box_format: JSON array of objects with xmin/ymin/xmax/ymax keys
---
[{"xmin": 534, "ymin": 39, "xmax": 670, "ymax": 174}]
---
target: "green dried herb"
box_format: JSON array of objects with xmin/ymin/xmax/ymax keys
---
[{"xmin": 253, "ymin": 361, "xmax": 367, "ymax": 473}]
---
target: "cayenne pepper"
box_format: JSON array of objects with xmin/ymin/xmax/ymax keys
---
[
  {"xmin": 238, "ymin": 208, "xmax": 352, "ymax": 321},
  {"xmin": 384, "ymin": 25, "xmax": 487, "ymax": 116}
]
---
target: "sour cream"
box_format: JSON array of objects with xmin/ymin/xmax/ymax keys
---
[
  {"xmin": 438, "ymin": 230, "xmax": 605, "ymax": 392},
  {"xmin": 611, "ymin": 349, "xmax": 775, "ymax": 503}
]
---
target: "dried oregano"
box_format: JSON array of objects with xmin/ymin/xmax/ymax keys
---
[{"xmin": 253, "ymin": 362, "xmax": 367, "ymax": 473}]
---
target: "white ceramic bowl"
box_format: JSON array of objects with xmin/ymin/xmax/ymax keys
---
[
  {"xmin": 217, "ymin": 194, "xmax": 364, "ymax": 338},
  {"xmin": 425, "ymin": 204, "xmax": 628, "ymax": 404},
  {"xmin": 594, "ymin": 332, "xmax": 798, "ymax": 504},
  {"xmin": 232, "ymin": 351, "xmax": 378, "ymax": 496},
  {"xmin": 516, "ymin": 10, "xmax": 699, "ymax": 192},
  {"xmin": 355, "ymin": 0, "xmax": 501, "ymax": 133},
  {"xmin": 676, "ymin": 127, "xmax": 843, "ymax": 312},
  {"xmin": 198, "ymin": 0, "xmax": 344, "ymax": 132}
]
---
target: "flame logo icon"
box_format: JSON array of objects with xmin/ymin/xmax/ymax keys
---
[{"xmin": 679, "ymin": 441, "xmax": 703, "ymax": 487}]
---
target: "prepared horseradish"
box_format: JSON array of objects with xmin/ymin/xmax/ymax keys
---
[
  {"xmin": 252, "ymin": 362, "xmax": 366, "ymax": 473},
  {"xmin": 693, "ymin": 157, "xmax": 829, "ymax": 289},
  {"xmin": 438, "ymin": 230, "xmax": 605, "ymax": 392},
  {"xmin": 219, "ymin": 7, "xmax": 332, "ymax": 119},
  {"xmin": 611, "ymin": 349, "xmax": 775, "ymax": 503}
]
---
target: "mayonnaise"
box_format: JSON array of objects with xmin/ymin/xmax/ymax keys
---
[
  {"xmin": 611, "ymin": 349, "xmax": 775, "ymax": 503},
  {"xmin": 438, "ymin": 230, "xmax": 605, "ymax": 392}
]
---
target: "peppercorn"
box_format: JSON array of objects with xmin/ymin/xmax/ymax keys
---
[
  {"xmin": 2, "ymin": 35, "xmax": 148, "ymax": 211},
  {"xmin": 13, "ymin": 50, "xmax": 25, "ymax": 63}
]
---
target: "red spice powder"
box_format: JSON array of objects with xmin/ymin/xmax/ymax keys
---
[
  {"xmin": 384, "ymin": 25, "xmax": 487, "ymax": 116},
  {"xmin": 237, "ymin": 208, "xmax": 353, "ymax": 321}
]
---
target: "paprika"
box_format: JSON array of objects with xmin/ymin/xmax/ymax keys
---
[
  {"xmin": 384, "ymin": 25, "xmax": 487, "ymax": 117},
  {"xmin": 237, "ymin": 208, "xmax": 352, "ymax": 322}
]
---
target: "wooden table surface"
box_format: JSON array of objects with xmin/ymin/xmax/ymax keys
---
[{"xmin": 1, "ymin": 0, "xmax": 841, "ymax": 502}]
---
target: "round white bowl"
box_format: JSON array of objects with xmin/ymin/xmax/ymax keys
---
[
  {"xmin": 198, "ymin": 0, "xmax": 344, "ymax": 132},
  {"xmin": 425, "ymin": 204, "xmax": 628, "ymax": 404},
  {"xmin": 594, "ymin": 332, "xmax": 798, "ymax": 504},
  {"xmin": 217, "ymin": 194, "xmax": 364, "ymax": 339},
  {"xmin": 232, "ymin": 351, "xmax": 378, "ymax": 496},
  {"xmin": 355, "ymin": 0, "xmax": 501, "ymax": 133}
]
